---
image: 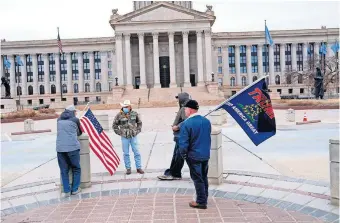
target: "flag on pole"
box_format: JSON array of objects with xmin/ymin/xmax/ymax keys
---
[
  {"xmin": 331, "ymin": 41, "xmax": 339, "ymax": 53},
  {"xmin": 319, "ymin": 42, "xmax": 327, "ymax": 55},
  {"xmin": 16, "ymin": 56, "xmax": 23, "ymax": 66},
  {"xmin": 265, "ymin": 25, "xmax": 274, "ymax": 46},
  {"xmin": 307, "ymin": 46, "xmax": 311, "ymax": 55},
  {"xmin": 80, "ymin": 108, "xmax": 120, "ymax": 175},
  {"xmin": 4, "ymin": 58, "xmax": 11, "ymax": 69},
  {"xmin": 211, "ymin": 77, "xmax": 276, "ymax": 146},
  {"xmin": 57, "ymin": 27, "xmax": 63, "ymax": 54}
]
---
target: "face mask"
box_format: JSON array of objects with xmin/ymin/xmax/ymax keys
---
[{"xmin": 123, "ymin": 108, "xmax": 129, "ymax": 114}]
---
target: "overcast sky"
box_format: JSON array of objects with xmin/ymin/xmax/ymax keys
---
[{"xmin": 0, "ymin": 0, "xmax": 339, "ymax": 41}]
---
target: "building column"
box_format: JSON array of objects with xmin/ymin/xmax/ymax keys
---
[
  {"xmin": 9, "ymin": 55, "xmax": 15, "ymax": 97},
  {"xmin": 152, "ymin": 32, "xmax": 161, "ymax": 88},
  {"xmin": 291, "ymin": 43, "xmax": 297, "ymax": 72},
  {"xmin": 315, "ymin": 42, "xmax": 320, "ymax": 57},
  {"xmin": 55, "ymin": 53, "xmax": 61, "ymax": 94},
  {"xmin": 269, "ymin": 44, "xmax": 275, "ymax": 85},
  {"xmin": 115, "ymin": 32, "xmax": 124, "ymax": 87},
  {"xmin": 78, "ymin": 52, "xmax": 84, "ymax": 93},
  {"xmin": 280, "ymin": 43, "xmax": 285, "ymax": 81},
  {"xmin": 89, "ymin": 52, "xmax": 95, "ymax": 92},
  {"xmin": 183, "ymin": 31, "xmax": 190, "ymax": 87},
  {"xmin": 204, "ymin": 30, "xmax": 213, "ymax": 82},
  {"xmin": 258, "ymin": 44, "xmax": 263, "ymax": 77},
  {"xmin": 235, "ymin": 45, "xmax": 241, "ymax": 86},
  {"xmin": 124, "ymin": 33, "xmax": 132, "ymax": 88},
  {"xmin": 138, "ymin": 33, "xmax": 146, "ymax": 88},
  {"xmin": 303, "ymin": 42, "xmax": 308, "ymax": 68},
  {"xmin": 222, "ymin": 45, "xmax": 229, "ymax": 86},
  {"xmin": 32, "ymin": 54, "xmax": 38, "ymax": 95},
  {"xmin": 101, "ymin": 51, "xmax": 108, "ymax": 92},
  {"xmin": 0, "ymin": 56, "xmax": 3, "ymax": 78},
  {"xmin": 169, "ymin": 32, "xmax": 177, "ymax": 87},
  {"xmin": 196, "ymin": 30, "xmax": 204, "ymax": 85},
  {"xmin": 66, "ymin": 53, "xmax": 72, "ymax": 94},
  {"xmin": 20, "ymin": 54, "xmax": 27, "ymax": 96},
  {"xmin": 43, "ymin": 54, "xmax": 50, "ymax": 94},
  {"xmin": 246, "ymin": 45, "xmax": 252, "ymax": 84}
]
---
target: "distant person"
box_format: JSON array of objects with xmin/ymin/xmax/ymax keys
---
[
  {"xmin": 56, "ymin": 105, "xmax": 83, "ymax": 197},
  {"xmin": 158, "ymin": 92, "xmax": 190, "ymax": 180},
  {"xmin": 113, "ymin": 100, "xmax": 144, "ymax": 175},
  {"xmin": 178, "ymin": 100, "xmax": 211, "ymax": 209}
]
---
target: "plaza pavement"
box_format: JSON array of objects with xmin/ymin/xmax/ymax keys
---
[{"xmin": 0, "ymin": 107, "xmax": 339, "ymax": 222}]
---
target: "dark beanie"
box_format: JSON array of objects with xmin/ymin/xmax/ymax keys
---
[{"xmin": 184, "ymin": 100, "xmax": 199, "ymax": 110}]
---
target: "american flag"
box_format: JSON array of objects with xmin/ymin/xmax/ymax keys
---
[
  {"xmin": 80, "ymin": 108, "xmax": 120, "ymax": 175},
  {"xmin": 57, "ymin": 27, "xmax": 63, "ymax": 54}
]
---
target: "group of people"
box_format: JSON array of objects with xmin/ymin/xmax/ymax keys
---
[{"xmin": 56, "ymin": 93, "xmax": 212, "ymax": 209}]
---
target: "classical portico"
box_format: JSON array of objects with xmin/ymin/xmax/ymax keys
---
[{"xmin": 109, "ymin": 1, "xmax": 216, "ymax": 89}]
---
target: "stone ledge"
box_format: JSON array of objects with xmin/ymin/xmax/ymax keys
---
[
  {"xmin": 296, "ymin": 120, "xmax": 322, "ymax": 125},
  {"xmin": 11, "ymin": 129, "xmax": 52, "ymax": 136}
]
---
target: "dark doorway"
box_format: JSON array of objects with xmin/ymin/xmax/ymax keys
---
[
  {"xmin": 190, "ymin": 74, "xmax": 196, "ymax": 87},
  {"xmin": 135, "ymin": 77, "xmax": 140, "ymax": 89},
  {"xmin": 159, "ymin": 56, "xmax": 170, "ymax": 88}
]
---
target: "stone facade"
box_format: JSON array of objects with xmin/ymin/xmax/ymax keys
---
[{"xmin": 0, "ymin": 1, "xmax": 339, "ymax": 107}]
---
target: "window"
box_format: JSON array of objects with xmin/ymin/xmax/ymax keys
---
[
  {"xmin": 297, "ymin": 43, "xmax": 303, "ymax": 71},
  {"xmin": 252, "ymin": 76, "xmax": 258, "ymax": 82},
  {"xmin": 26, "ymin": 55, "xmax": 33, "ymax": 82},
  {"xmin": 231, "ymin": 90, "xmax": 236, "ymax": 95},
  {"xmin": 85, "ymin": 83, "xmax": 90, "ymax": 92},
  {"xmin": 275, "ymin": 75, "xmax": 280, "ymax": 85},
  {"xmin": 218, "ymin": 56, "xmax": 222, "ymax": 64},
  {"xmin": 277, "ymin": 89, "xmax": 282, "ymax": 94},
  {"xmin": 285, "ymin": 44, "xmax": 292, "ymax": 72},
  {"xmin": 288, "ymin": 89, "xmax": 293, "ymax": 94},
  {"xmin": 240, "ymin": 45, "xmax": 246, "ymax": 73},
  {"xmin": 39, "ymin": 99, "xmax": 44, "ymax": 105},
  {"xmin": 108, "ymin": 71, "xmax": 112, "ymax": 78},
  {"xmin": 14, "ymin": 55, "xmax": 22, "ymax": 83},
  {"xmin": 298, "ymin": 74, "xmax": 303, "ymax": 84},
  {"xmin": 72, "ymin": 52, "xmax": 79, "ymax": 80},
  {"xmin": 107, "ymin": 51, "xmax": 111, "ymax": 58},
  {"xmin": 230, "ymin": 77, "xmax": 236, "ymax": 86},
  {"xmin": 17, "ymin": 86, "xmax": 22, "ymax": 96},
  {"xmin": 28, "ymin": 85, "xmax": 33, "ymax": 95},
  {"xmin": 51, "ymin": 85, "xmax": 56, "ymax": 94},
  {"xmin": 108, "ymin": 61, "xmax": 112, "ymax": 69},
  {"xmin": 96, "ymin": 82, "xmax": 101, "ymax": 92},
  {"xmin": 49, "ymin": 53, "xmax": 56, "ymax": 82},
  {"xmin": 62, "ymin": 84, "xmax": 67, "ymax": 93},
  {"xmin": 241, "ymin": 76, "xmax": 247, "ymax": 86},
  {"xmin": 51, "ymin": 98, "xmax": 55, "ymax": 102},
  {"xmin": 61, "ymin": 53, "xmax": 67, "ymax": 81},
  {"xmin": 39, "ymin": 85, "xmax": 44, "ymax": 95},
  {"xmin": 95, "ymin": 71, "xmax": 101, "ymax": 80},
  {"xmin": 218, "ymin": 66, "xmax": 222, "ymax": 74},
  {"xmin": 300, "ymin": 88, "xmax": 304, "ymax": 94},
  {"xmin": 251, "ymin": 45, "xmax": 258, "ymax": 73},
  {"xmin": 229, "ymin": 46, "xmax": 235, "ymax": 74},
  {"xmin": 274, "ymin": 44, "xmax": 280, "ymax": 72},
  {"xmin": 37, "ymin": 54, "xmax": 44, "ymax": 82},
  {"xmin": 96, "ymin": 96, "xmax": 101, "ymax": 102},
  {"xmin": 218, "ymin": 47, "xmax": 222, "ymax": 54},
  {"xmin": 27, "ymin": 100, "xmax": 32, "ymax": 105},
  {"xmin": 74, "ymin": 83, "xmax": 79, "ymax": 93},
  {"xmin": 94, "ymin": 51, "xmax": 101, "ymax": 80},
  {"xmin": 262, "ymin": 45, "xmax": 269, "ymax": 73}
]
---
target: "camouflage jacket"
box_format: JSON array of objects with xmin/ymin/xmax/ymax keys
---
[{"xmin": 112, "ymin": 110, "xmax": 142, "ymax": 138}]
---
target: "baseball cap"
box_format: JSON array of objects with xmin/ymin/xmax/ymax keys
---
[{"xmin": 184, "ymin": 100, "xmax": 199, "ymax": 110}]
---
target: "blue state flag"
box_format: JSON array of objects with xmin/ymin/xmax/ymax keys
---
[
  {"xmin": 319, "ymin": 43, "xmax": 327, "ymax": 55},
  {"xmin": 307, "ymin": 46, "xmax": 311, "ymax": 55},
  {"xmin": 16, "ymin": 56, "xmax": 23, "ymax": 66},
  {"xmin": 4, "ymin": 58, "xmax": 11, "ymax": 69},
  {"xmin": 331, "ymin": 41, "xmax": 339, "ymax": 53},
  {"xmin": 265, "ymin": 25, "xmax": 274, "ymax": 46},
  {"xmin": 214, "ymin": 77, "xmax": 276, "ymax": 146}
]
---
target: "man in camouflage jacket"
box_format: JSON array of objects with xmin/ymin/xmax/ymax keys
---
[{"xmin": 113, "ymin": 100, "xmax": 144, "ymax": 175}]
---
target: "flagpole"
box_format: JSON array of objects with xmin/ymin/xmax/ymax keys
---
[
  {"xmin": 58, "ymin": 27, "xmax": 63, "ymax": 102},
  {"xmin": 265, "ymin": 20, "xmax": 268, "ymax": 83}
]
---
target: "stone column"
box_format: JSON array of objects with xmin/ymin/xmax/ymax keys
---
[
  {"xmin": 329, "ymin": 139, "xmax": 339, "ymax": 206},
  {"xmin": 9, "ymin": 55, "xmax": 15, "ymax": 97},
  {"xmin": 89, "ymin": 52, "xmax": 95, "ymax": 92},
  {"xmin": 183, "ymin": 31, "xmax": 190, "ymax": 87},
  {"xmin": 101, "ymin": 52, "xmax": 108, "ymax": 92},
  {"xmin": 258, "ymin": 44, "xmax": 263, "ymax": 77},
  {"xmin": 196, "ymin": 30, "xmax": 204, "ymax": 85},
  {"xmin": 138, "ymin": 33, "xmax": 146, "ymax": 88},
  {"xmin": 315, "ymin": 42, "xmax": 320, "ymax": 57},
  {"xmin": 222, "ymin": 45, "xmax": 229, "ymax": 86},
  {"xmin": 32, "ymin": 54, "xmax": 38, "ymax": 95},
  {"xmin": 152, "ymin": 32, "xmax": 161, "ymax": 88},
  {"xmin": 235, "ymin": 45, "xmax": 241, "ymax": 86},
  {"xmin": 291, "ymin": 43, "xmax": 297, "ymax": 72},
  {"xmin": 246, "ymin": 45, "xmax": 252, "ymax": 84},
  {"xmin": 66, "ymin": 53, "xmax": 72, "ymax": 94},
  {"xmin": 169, "ymin": 32, "xmax": 177, "ymax": 87},
  {"xmin": 20, "ymin": 54, "xmax": 27, "ymax": 96},
  {"xmin": 78, "ymin": 52, "xmax": 84, "ymax": 93},
  {"xmin": 0, "ymin": 56, "xmax": 3, "ymax": 78},
  {"xmin": 303, "ymin": 42, "xmax": 308, "ymax": 68},
  {"xmin": 43, "ymin": 54, "xmax": 50, "ymax": 94},
  {"xmin": 204, "ymin": 30, "xmax": 213, "ymax": 82},
  {"xmin": 280, "ymin": 43, "xmax": 285, "ymax": 78},
  {"xmin": 115, "ymin": 32, "xmax": 124, "ymax": 87},
  {"xmin": 55, "ymin": 53, "xmax": 61, "ymax": 94},
  {"xmin": 269, "ymin": 44, "xmax": 275, "ymax": 85},
  {"xmin": 124, "ymin": 33, "xmax": 132, "ymax": 88}
]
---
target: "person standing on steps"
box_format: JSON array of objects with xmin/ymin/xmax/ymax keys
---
[
  {"xmin": 157, "ymin": 92, "xmax": 191, "ymax": 180},
  {"xmin": 179, "ymin": 100, "xmax": 211, "ymax": 209},
  {"xmin": 113, "ymin": 100, "xmax": 144, "ymax": 175}
]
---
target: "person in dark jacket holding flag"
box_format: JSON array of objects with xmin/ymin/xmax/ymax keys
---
[
  {"xmin": 178, "ymin": 100, "xmax": 211, "ymax": 209},
  {"xmin": 56, "ymin": 105, "xmax": 83, "ymax": 197},
  {"xmin": 158, "ymin": 92, "xmax": 190, "ymax": 180}
]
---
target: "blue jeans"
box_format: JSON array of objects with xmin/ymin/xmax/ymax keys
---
[
  {"xmin": 186, "ymin": 158, "xmax": 209, "ymax": 205},
  {"xmin": 57, "ymin": 150, "xmax": 81, "ymax": 193},
  {"xmin": 121, "ymin": 136, "xmax": 142, "ymax": 169}
]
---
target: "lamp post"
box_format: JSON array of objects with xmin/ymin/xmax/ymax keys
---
[{"xmin": 115, "ymin": 76, "xmax": 118, "ymax": 86}]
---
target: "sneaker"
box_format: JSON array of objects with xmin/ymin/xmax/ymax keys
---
[
  {"xmin": 71, "ymin": 188, "xmax": 82, "ymax": 195},
  {"xmin": 137, "ymin": 169, "xmax": 144, "ymax": 174},
  {"xmin": 126, "ymin": 169, "xmax": 132, "ymax": 175},
  {"xmin": 157, "ymin": 175, "xmax": 174, "ymax": 180},
  {"xmin": 62, "ymin": 192, "xmax": 71, "ymax": 198}
]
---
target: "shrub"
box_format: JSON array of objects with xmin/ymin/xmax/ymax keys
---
[
  {"xmin": 4, "ymin": 110, "xmax": 37, "ymax": 119},
  {"xmin": 39, "ymin": 108, "xmax": 56, "ymax": 114}
]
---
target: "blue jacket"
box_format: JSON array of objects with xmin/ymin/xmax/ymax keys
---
[
  {"xmin": 178, "ymin": 114, "xmax": 211, "ymax": 161},
  {"xmin": 56, "ymin": 110, "xmax": 82, "ymax": 152}
]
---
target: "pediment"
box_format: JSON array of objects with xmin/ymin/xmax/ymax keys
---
[{"xmin": 130, "ymin": 6, "xmax": 195, "ymax": 22}]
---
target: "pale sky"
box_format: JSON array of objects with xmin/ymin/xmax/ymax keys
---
[{"xmin": 0, "ymin": 0, "xmax": 339, "ymax": 41}]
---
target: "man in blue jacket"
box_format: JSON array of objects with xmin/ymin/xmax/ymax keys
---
[
  {"xmin": 178, "ymin": 100, "xmax": 211, "ymax": 209},
  {"xmin": 56, "ymin": 105, "xmax": 83, "ymax": 197}
]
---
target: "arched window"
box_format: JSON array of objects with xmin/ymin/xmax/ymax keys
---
[
  {"xmin": 96, "ymin": 82, "xmax": 101, "ymax": 92},
  {"xmin": 252, "ymin": 76, "xmax": 258, "ymax": 82},
  {"xmin": 286, "ymin": 75, "xmax": 292, "ymax": 85},
  {"xmin": 85, "ymin": 83, "xmax": 90, "ymax": 92},
  {"xmin": 17, "ymin": 86, "xmax": 22, "ymax": 96},
  {"xmin": 230, "ymin": 77, "xmax": 236, "ymax": 86},
  {"xmin": 74, "ymin": 83, "xmax": 79, "ymax": 93},
  {"xmin": 28, "ymin": 85, "xmax": 33, "ymax": 95},
  {"xmin": 241, "ymin": 76, "xmax": 247, "ymax": 86},
  {"xmin": 51, "ymin": 84, "xmax": 56, "ymax": 94},
  {"xmin": 40, "ymin": 85, "xmax": 45, "ymax": 95},
  {"xmin": 275, "ymin": 75, "xmax": 280, "ymax": 85},
  {"xmin": 298, "ymin": 74, "xmax": 303, "ymax": 84},
  {"xmin": 62, "ymin": 84, "xmax": 67, "ymax": 93}
]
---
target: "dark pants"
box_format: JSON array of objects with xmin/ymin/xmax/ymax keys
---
[
  {"xmin": 186, "ymin": 158, "xmax": 209, "ymax": 205},
  {"xmin": 57, "ymin": 150, "xmax": 81, "ymax": 193},
  {"xmin": 164, "ymin": 138, "xmax": 184, "ymax": 178}
]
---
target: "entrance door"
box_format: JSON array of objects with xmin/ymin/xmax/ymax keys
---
[
  {"xmin": 190, "ymin": 74, "xmax": 196, "ymax": 87},
  {"xmin": 159, "ymin": 57, "xmax": 170, "ymax": 88},
  {"xmin": 135, "ymin": 77, "xmax": 140, "ymax": 89}
]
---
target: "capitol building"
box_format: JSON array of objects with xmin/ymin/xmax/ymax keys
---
[{"xmin": 1, "ymin": 1, "xmax": 339, "ymax": 107}]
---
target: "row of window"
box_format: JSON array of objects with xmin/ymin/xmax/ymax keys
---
[{"xmin": 227, "ymin": 74, "xmax": 304, "ymax": 87}]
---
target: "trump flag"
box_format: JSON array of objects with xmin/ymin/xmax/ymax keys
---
[{"xmin": 214, "ymin": 77, "xmax": 276, "ymax": 146}]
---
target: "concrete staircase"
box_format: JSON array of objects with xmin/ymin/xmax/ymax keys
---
[
  {"xmin": 121, "ymin": 88, "xmax": 150, "ymax": 105},
  {"xmin": 149, "ymin": 87, "xmax": 182, "ymax": 103},
  {"xmin": 182, "ymin": 86, "xmax": 224, "ymax": 101}
]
